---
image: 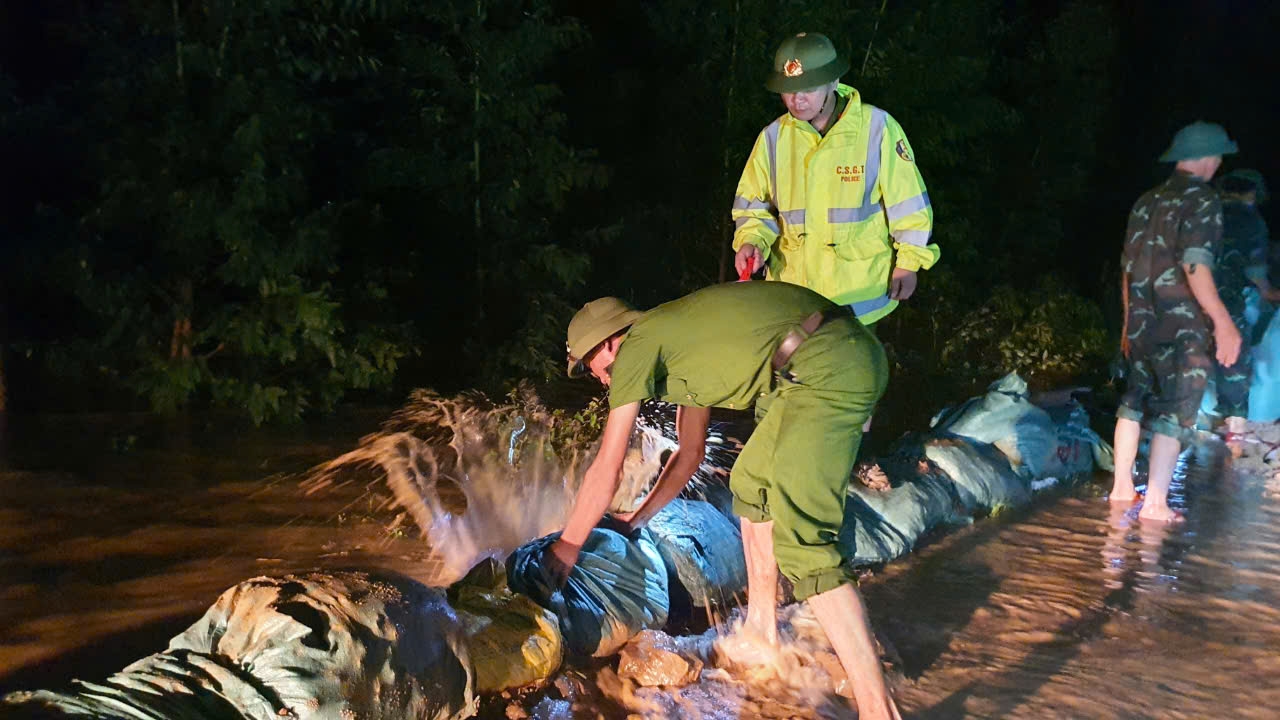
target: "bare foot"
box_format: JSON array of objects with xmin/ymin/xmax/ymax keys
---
[
  {"xmin": 1137, "ymin": 505, "xmax": 1185, "ymax": 524},
  {"xmin": 1108, "ymin": 488, "xmax": 1142, "ymax": 504}
]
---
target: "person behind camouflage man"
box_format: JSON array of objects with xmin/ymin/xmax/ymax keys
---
[
  {"xmin": 1110, "ymin": 122, "xmax": 1243, "ymax": 522},
  {"xmin": 548, "ymin": 281, "xmax": 902, "ymax": 720},
  {"xmin": 1211, "ymin": 169, "xmax": 1280, "ymax": 451}
]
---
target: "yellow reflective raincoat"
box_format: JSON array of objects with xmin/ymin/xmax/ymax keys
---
[{"xmin": 732, "ymin": 85, "xmax": 939, "ymax": 324}]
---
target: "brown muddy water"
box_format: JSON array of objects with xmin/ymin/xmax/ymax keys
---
[{"xmin": 1, "ymin": 411, "xmax": 1279, "ymax": 719}]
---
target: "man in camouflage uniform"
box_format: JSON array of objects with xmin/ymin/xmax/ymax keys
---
[
  {"xmin": 1212, "ymin": 169, "xmax": 1280, "ymax": 449},
  {"xmin": 1110, "ymin": 122, "xmax": 1243, "ymax": 523}
]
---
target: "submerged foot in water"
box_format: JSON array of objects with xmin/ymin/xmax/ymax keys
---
[
  {"xmin": 1137, "ymin": 504, "xmax": 1185, "ymax": 524},
  {"xmin": 1108, "ymin": 487, "xmax": 1143, "ymax": 504}
]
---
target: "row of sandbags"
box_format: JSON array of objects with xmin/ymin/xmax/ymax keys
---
[
  {"xmin": 841, "ymin": 372, "xmax": 1112, "ymax": 564},
  {"xmin": 1, "ymin": 499, "xmax": 746, "ymax": 720},
  {"xmin": 502, "ymin": 375, "xmax": 1114, "ymax": 663},
  {"xmin": 3, "ymin": 374, "xmax": 1111, "ymax": 719}
]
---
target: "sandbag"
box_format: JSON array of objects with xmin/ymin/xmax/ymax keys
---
[
  {"xmin": 506, "ymin": 528, "xmax": 669, "ymax": 658},
  {"xmin": 931, "ymin": 372, "xmax": 1059, "ymax": 479},
  {"xmin": 4, "ymin": 651, "xmax": 280, "ymax": 720},
  {"xmin": 1042, "ymin": 401, "xmax": 1112, "ymax": 477},
  {"xmin": 920, "ymin": 435, "xmax": 1030, "ymax": 512},
  {"xmin": 839, "ymin": 456, "xmax": 959, "ymax": 565},
  {"xmin": 647, "ymin": 498, "xmax": 747, "ymax": 609},
  {"xmin": 4, "ymin": 570, "xmax": 477, "ymax": 720},
  {"xmin": 453, "ymin": 582, "xmax": 563, "ymax": 693}
]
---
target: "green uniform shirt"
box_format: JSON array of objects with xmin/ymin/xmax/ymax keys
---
[
  {"xmin": 1122, "ymin": 171, "xmax": 1223, "ymax": 352},
  {"xmin": 608, "ymin": 281, "xmax": 841, "ymax": 410}
]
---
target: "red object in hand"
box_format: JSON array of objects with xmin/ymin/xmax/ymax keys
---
[{"xmin": 738, "ymin": 257, "xmax": 755, "ymax": 282}]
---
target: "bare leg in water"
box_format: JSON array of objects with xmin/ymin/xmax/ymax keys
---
[
  {"xmin": 809, "ymin": 583, "xmax": 903, "ymax": 720},
  {"xmin": 1110, "ymin": 417, "xmax": 1142, "ymax": 503},
  {"xmin": 740, "ymin": 518, "xmax": 778, "ymax": 646},
  {"xmin": 1139, "ymin": 432, "xmax": 1184, "ymax": 523},
  {"xmin": 740, "ymin": 518, "xmax": 900, "ymax": 719}
]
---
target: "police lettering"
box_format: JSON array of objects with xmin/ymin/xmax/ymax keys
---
[{"xmin": 835, "ymin": 165, "xmax": 864, "ymax": 183}]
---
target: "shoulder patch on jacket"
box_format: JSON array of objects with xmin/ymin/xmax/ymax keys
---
[{"xmin": 895, "ymin": 139, "xmax": 913, "ymax": 163}]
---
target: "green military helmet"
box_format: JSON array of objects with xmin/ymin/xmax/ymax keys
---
[
  {"xmin": 766, "ymin": 32, "xmax": 850, "ymax": 93},
  {"xmin": 566, "ymin": 297, "xmax": 644, "ymax": 378},
  {"xmin": 1158, "ymin": 121, "xmax": 1238, "ymax": 162},
  {"xmin": 1220, "ymin": 168, "xmax": 1269, "ymax": 204}
]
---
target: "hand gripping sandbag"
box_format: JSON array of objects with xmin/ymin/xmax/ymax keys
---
[
  {"xmin": 506, "ymin": 528, "xmax": 669, "ymax": 658},
  {"xmin": 839, "ymin": 455, "xmax": 959, "ymax": 564},
  {"xmin": 931, "ymin": 372, "xmax": 1059, "ymax": 479},
  {"xmin": 4, "ymin": 570, "xmax": 477, "ymax": 720},
  {"xmin": 647, "ymin": 498, "xmax": 747, "ymax": 609}
]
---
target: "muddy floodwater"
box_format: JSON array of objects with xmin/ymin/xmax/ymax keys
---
[{"xmin": 2, "ymin": 412, "xmax": 1279, "ymax": 719}]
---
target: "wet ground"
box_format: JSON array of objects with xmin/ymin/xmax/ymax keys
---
[{"xmin": 2, "ymin": 411, "xmax": 1279, "ymax": 719}]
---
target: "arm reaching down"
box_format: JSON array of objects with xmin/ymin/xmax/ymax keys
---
[
  {"xmin": 546, "ymin": 401, "xmax": 641, "ymax": 584},
  {"xmin": 612, "ymin": 405, "xmax": 711, "ymax": 530},
  {"xmin": 1183, "ymin": 262, "xmax": 1242, "ymax": 367}
]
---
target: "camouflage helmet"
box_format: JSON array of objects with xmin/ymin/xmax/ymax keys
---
[
  {"xmin": 766, "ymin": 33, "xmax": 849, "ymax": 93},
  {"xmin": 1219, "ymin": 168, "xmax": 1268, "ymax": 204},
  {"xmin": 566, "ymin": 297, "xmax": 644, "ymax": 378},
  {"xmin": 1158, "ymin": 121, "xmax": 1238, "ymax": 163}
]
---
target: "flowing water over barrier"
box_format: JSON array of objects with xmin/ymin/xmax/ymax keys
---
[{"xmin": 297, "ymin": 387, "xmax": 742, "ymax": 588}]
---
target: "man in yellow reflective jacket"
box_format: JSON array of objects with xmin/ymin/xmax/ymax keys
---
[{"xmin": 732, "ymin": 32, "xmax": 939, "ymax": 325}]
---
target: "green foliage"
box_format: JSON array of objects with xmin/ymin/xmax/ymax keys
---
[
  {"xmin": 15, "ymin": 0, "xmax": 602, "ymax": 421},
  {"xmin": 545, "ymin": 394, "xmax": 609, "ymax": 461},
  {"xmin": 889, "ymin": 272, "xmax": 1109, "ymax": 393}
]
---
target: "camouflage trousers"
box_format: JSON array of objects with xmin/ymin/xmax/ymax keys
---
[
  {"xmin": 1214, "ymin": 310, "xmax": 1254, "ymax": 418},
  {"xmin": 1118, "ymin": 340, "xmax": 1212, "ymax": 442}
]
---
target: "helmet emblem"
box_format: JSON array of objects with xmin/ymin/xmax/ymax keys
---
[{"xmin": 783, "ymin": 58, "xmax": 804, "ymax": 77}]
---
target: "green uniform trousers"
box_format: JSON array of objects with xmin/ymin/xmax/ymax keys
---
[{"xmin": 730, "ymin": 317, "xmax": 888, "ymax": 600}]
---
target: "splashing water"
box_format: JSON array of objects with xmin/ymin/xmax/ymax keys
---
[{"xmin": 300, "ymin": 385, "xmax": 683, "ymax": 587}]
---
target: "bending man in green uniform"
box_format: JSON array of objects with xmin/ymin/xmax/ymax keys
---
[
  {"xmin": 1110, "ymin": 122, "xmax": 1243, "ymax": 522},
  {"xmin": 548, "ymin": 281, "xmax": 900, "ymax": 720},
  {"xmin": 1212, "ymin": 169, "xmax": 1279, "ymax": 451}
]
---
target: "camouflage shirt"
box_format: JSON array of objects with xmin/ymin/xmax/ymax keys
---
[
  {"xmin": 1215, "ymin": 200, "xmax": 1270, "ymax": 316},
  {"xmin": 1122, "ymin": 171, "xmax": 1223, "ymax": 351}
]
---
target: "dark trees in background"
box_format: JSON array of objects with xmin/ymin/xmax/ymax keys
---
[
  {"xmin": 2, "ymin": 0, "xmax": 603, "ymax": 422},
  {"xmin": 0, "ymin": 0, "xmax": 1194, "ymax": 425}
]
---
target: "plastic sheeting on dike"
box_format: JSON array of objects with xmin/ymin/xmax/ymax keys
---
[
  {"xmin": 839, "ymin": 453, "xmax": 961, "ymax": 564},
  {"xmin": 3, "ymin": 570, "xmax": 477, "ymax": 720},
  {"xmin": 506, "ymin": 527, "xmax": 669, "ymax": 658},
  {"xmin": 931, "ymin": 373, "xmax": 1060, "ymax": 480},
  {"xmin": 647, "ymin": 497, "xmax": 747, "ymax": 609}
]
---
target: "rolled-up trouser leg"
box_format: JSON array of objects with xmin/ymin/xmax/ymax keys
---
[
  {"xmin": 1145, "ymin": 340, "xmax": 1212, "ymax": 441},
  {"xmin": 731, "ymin": 383, "xmax": 878, "ymax": 600}
]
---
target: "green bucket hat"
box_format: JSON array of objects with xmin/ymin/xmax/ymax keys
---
[
  {"xmin": 1158, "ymin": 121, "xmax": 1238, "ymax": 162},
  {"xmin": 766, "ymin": 32, "xmax": 849, "ymax": 93},
  {"xmin": 566, "ymin": 297, "xmax": 644, "ymax": 378}
]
